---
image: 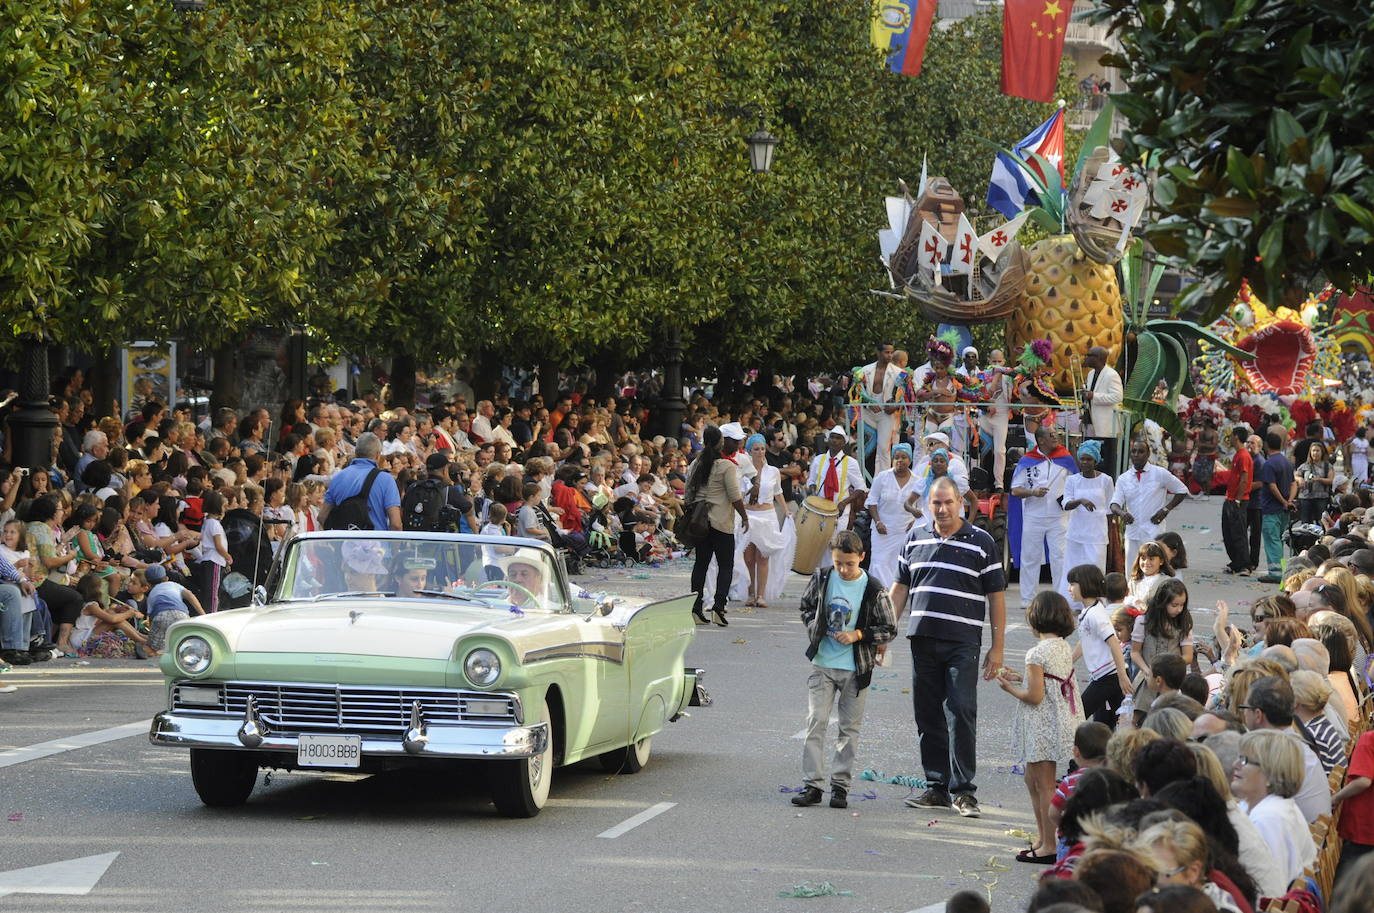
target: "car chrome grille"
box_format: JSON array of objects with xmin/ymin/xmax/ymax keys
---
[{"xmin": 172, "ymin": 681, "xmax": 519, "ymax": 733}]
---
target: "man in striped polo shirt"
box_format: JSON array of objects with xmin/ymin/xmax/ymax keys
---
[{"xmin": 889, "ymin": 476, "xmax": 1007, "ymax": 818}]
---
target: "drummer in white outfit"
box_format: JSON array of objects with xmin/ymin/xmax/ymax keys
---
[
  {"xmin": 864, "ymin": 443, "xmax": 919, "ymax": 589},
  {"xmin": 808, "ymin": 427, "xmax": 867, "ymax": 569},
  {"xmin": 740, "ymin": 433, "xmax": 788, "ymax": 606},
  {"xmin": 1061, "ymin": 439, "xmax": 1115, "ymax": 573}
]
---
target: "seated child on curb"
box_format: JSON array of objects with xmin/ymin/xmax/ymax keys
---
[
  {"xmin": 70, "ymin": 573, "xmax": 149, "ymax": 658},
  {"xmin": 790, "ymin": 530, "xmax": 896, "ymax": 810},
  {"xmin": 1048, "ymin": 721, "xmax": 1112, "ymax": 860},
  {"xmin": 1145, "ymin": 652, "xmax": 1187, "ymax": 711},
  {"xmin": 143, "ymin": 563, "xmax": 204, "ymax": 656}
]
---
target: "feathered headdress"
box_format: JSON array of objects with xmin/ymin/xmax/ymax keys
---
[
  {"xmin": 926, "ymin": 331, "xmax": 958, "ymax": 366},
  {"xmin": 1017, "ymin": 339, "xmax": 1053, "ymax": 371}
]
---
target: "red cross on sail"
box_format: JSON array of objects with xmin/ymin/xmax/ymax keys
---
[{"xmin": 950, "ymin": 213, "xmax": 978, "ymax": 277}]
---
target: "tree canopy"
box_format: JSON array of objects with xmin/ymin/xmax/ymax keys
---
[
  {"xmin": 1, "ymin": 1, "xmax": 1079, "ymax": 377},
  {"xmin": 1089, "ymin": 0, "xmax": 1374, "ymax": 320}
]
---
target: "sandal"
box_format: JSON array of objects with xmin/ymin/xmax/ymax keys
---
[
  {"xmin": 755, "ymin": 600, "xmax": 768, "ymax": 608},
  {"xmin": 1015, "ymin": 848, "xmax": 1056, "ymax": 865}
]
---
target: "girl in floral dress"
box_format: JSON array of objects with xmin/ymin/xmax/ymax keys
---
[{"xmin": 999, "ymin": 591, "xmax": 1083, "ymax": 865}]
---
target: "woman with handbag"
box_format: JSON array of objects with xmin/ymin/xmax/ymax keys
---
[{"xmin": 685, "ymin": 425, "xmax": 749, "ymax": 627}]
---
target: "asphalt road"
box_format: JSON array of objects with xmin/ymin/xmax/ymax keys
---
[{"xmin": 0, "ymin": 496, "xmax": 1272, "ymax": 913}]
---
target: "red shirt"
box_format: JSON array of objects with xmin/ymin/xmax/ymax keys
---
[
  {"xmin": 1051, "ymin": 768, "xmax": 1086, "ymax": 811},
  {"xmin": 1226, "ymin": 446, "xmax": 1254, "ymax": 501},
  {"xmin": 1340, "ymin": 731, "xmax": 1374, "ymax": 845}
]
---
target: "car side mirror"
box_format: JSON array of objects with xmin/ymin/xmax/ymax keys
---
[
  {"xmin": 597, "ymin": 599, "xmax": 615, "ymax": 617},
  {"xmin": 251, "ymin": 585, "xmax": 267, "ymax": 606}
]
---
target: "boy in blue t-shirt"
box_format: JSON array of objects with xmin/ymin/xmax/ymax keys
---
[
  {"xmin": 143, "ymin": 564, "xmax": 205, "ymax": 657},
  {"xmin": 791, "ymin": 530, "xmax": 897, "ymax": 809}
]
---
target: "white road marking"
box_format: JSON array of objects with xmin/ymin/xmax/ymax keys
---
[
  {"xmin": 0, "ymin": 852, "xmax": 119, "ymax": 898},
  {"xmin": 0, "ymin": 720, "xmax": 148, "ymax": 769},
  {"xmin": 905, "ymin": 904, "xmax": 947, "ymax": 913},
  {"xmin": 596, "ymin": 801, "xmax": 677, "ymax": 839}
]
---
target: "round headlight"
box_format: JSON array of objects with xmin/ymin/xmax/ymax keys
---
[
  {"xmin": 464, "ymin": 648, "xmax": 501, "ymax": 686},
  {"xmin": 175, "ymin": 636, "xmax": 213, "ymax": 675}
]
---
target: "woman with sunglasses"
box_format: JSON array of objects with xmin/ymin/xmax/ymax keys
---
[
  {"xmin": 1135, "ymin": 817, "xmax": 1250, "ymax": 913},
  {"xmin": 1229, "ymin": 729, "xmax": 1317, "ymax": 887}
]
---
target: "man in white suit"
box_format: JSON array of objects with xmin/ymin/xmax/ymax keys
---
[
  {"xmin": 1081, "ymin": 346, "xmax": 1123, "ymax": 474},
  {"xmin": 855, "ymin": 343, "xmax": 904, "ymax": 475}
]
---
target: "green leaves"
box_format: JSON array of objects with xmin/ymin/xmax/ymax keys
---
[{"xmin": 1092, "ymin": 0, "xmax": 1374, "ymax": 319}]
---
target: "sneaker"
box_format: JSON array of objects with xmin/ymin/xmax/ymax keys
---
[
  {"xmin": 1257, "ymin": 574, "xmax": 1282, "ymax": 584},
  {"xmin": 1237, "ymin": 567, "xmax": 1252, "ymax": 577},
  {"xmin": 953, "ymin": 794, "xmax": 982, "ymax": 818},
  {"xmin": 790, "ymin": 786, "xmax": 823, "ymax": 807},
  {"xmin": 0, "ymin": 649, "xmax": 33, "ymax": 666},
  {"xmin": 829, "ymin": 786, "xmax": 848, "ymax": 809},
  {"xmin": 904, "ymin": 787, "xmax": 951, "ymax": 809},
  {"xmin": 0, "ymin": 683, "xmax": 15, "ymax": 694}
]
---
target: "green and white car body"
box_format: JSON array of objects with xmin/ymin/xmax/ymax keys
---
[{"xmin": 149, "ymin": 531, "xmax": 708, "ymax": 816}]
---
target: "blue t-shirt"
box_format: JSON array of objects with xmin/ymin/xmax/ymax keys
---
[
  {"xmin": 324, "ymin": 459, "xmax": 402, "ymax": 531},
  {"xmin": 1257, "ymin": 452, "xmax": 1295, "ymax": 514},
  {"xmin": 814, "ymin": 570, "xmax": 867, "ymax": 671},
  {"xmin": 147, "ymin": 580, "xmax": 189, "ymax": 618}
]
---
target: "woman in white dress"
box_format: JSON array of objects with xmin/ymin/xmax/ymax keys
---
[
  {"xmin": 1351, "ymin": 427, "xmax": 1369, "ymax": 486},
  {"xmin": 1061, "ymin": 439, "xmax": 1115, "ymax": 572},
  {"xmin": 740, "ymin": 434, "xmax": 787, "ymax": 607},
  {"xmin": 865, "ymin": 443, "xmax": 919, "ymax": 589}
]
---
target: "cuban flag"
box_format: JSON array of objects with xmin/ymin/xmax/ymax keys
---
[
  {"xmin": 872, "ymin": 0, "xmax": 937, "ymax": 77},
  {"xmin": 985, "ymin": 108, "xmax": 1066, "ymax": 219}
]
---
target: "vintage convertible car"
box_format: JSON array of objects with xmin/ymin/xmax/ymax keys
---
[{"xmin": 148, "ymin": 531, "xmax": 708, "ymax": 817}]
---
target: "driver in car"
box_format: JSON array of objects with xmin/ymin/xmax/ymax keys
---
[
  {"xmin": 500, "ymin": 555, "xmax": 545, "ymax": 609},
  {"xmin": 340, "ymin": 541, "xmax": 389, "ymax": 594}
]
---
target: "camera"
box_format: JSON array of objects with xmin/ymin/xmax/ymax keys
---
[{"xmin": 16, "ymin": 467, "xmax": 29, "ymax": 477}]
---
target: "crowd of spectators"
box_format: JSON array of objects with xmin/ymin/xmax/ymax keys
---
[{"xmin": 0, "ymin": 368, "xmax": 859, "ymax": 686}]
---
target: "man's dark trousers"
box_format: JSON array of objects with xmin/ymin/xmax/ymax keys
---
[
  {"xmin": 910, "ymin": 635, "xmax": 981, "ymax": 796},
  {"xmin": 1221, "ymin": 499, "xmax": 1250, "ymax": 573}
]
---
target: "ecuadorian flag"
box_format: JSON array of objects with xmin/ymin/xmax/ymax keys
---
[{"xmin": 871, "ymin": 0, "xmax": 937, "ymax": 77}]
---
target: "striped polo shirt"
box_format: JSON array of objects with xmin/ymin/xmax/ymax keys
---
[{"xmin": 896, "ymin": 520, "xmax": 1006, "ymax": 643}]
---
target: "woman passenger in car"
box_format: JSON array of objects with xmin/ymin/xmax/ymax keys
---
[{"xmin": 339, "ymin": 541, "xmax": 389, "ymax": 594}]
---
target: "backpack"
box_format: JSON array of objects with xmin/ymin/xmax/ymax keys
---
[
  {"xmin": 325, "ymin": 467, "xmax": 381, "ymax": 531},
  {"xmin": 401, "ymin": 479, "xmax": 457, "ymax": 532}
]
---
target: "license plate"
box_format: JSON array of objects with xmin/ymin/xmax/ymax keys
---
[{"xmin": 296, "ymin": 734, "xmax": 361, "ymax": 769}]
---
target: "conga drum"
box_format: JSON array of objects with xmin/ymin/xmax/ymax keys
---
[
  {"xmin": 1106, "ymin": 513, "xmax": 1125, "ymax": 575},
  {"xmin": 792, "ymin": 496, "xmax": 840, "ymax": 575}
]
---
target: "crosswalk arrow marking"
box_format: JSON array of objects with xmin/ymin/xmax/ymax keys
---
[{"xmin": 0, "ymin": 852, "xmax": 119, "ymax": 897}]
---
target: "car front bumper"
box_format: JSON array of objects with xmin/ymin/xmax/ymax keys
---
[{"xmin": 149, "ymin": 710, "xmax": 549, "ymax": 760}]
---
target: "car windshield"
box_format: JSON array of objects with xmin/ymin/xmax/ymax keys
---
[{"xmin": 272, "ymin": 536, "xmax": 567, "ymax": 613}]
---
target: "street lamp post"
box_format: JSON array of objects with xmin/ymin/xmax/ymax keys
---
[
  {"xmin": 656, "ymin": 114, "xmax": 778, "ymax": 439},
  {"xmin": 8, "ymin": 335, "xmax": 58, "ymax": 470}
]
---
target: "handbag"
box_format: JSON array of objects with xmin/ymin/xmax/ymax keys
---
[{"xmin": 679, "ymin": 498, "xmax": 711, "ymax": 546}]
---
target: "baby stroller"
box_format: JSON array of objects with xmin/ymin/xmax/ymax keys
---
[
  {"xmin": 1286, "ymin": 518, "xmax": 1324, "ymax": 555},
  {"xmin": 585, "ymin": 494, "xmax": 635, "ymax": 568}
]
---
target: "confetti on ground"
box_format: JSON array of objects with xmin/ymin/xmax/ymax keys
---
[
  {"xmin": 778, "ymin": 785, "xmax": 807, "ymax": 794},
  {"xmin": 901, "ymin": 688, "xmax": 911, "ymax": 694},
  {"xmin": 927, "ymin": 819, "xmax": 939, "ymax": 827},
  {"xmin": 631, "ymin": 574, "xmax": 651, "ymax": 579},
  {"xmin": 778, "ymin": 882, "xmax": 853, "ymax": 898},
  {"xmin": 858, "ymin": 770, "xmax": 928, "ymax": 788},
  {"xmin": 1004, "ymin": 828, "xmax": 1035, "ymax": 843},
  {"xmin": 7, "ymin": 813, "xmax": 22, "ymax": 822},
  {"xmin": 864, "ymin": 849, "xmax": 881, "ymax": 855},
  {"xmin": 733, "ymin": 638, "xmax": 748, "ymax": 644}
]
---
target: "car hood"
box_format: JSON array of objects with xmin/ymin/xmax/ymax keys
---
[{"xmin": 226, "ymin": 601, "xmax": 551, "ymax": 661}]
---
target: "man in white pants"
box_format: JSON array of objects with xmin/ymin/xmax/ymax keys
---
[
  {"xmin": 1111, "ymin": 438, "xmax": 1189, "ymax": 566},
  {"xmin": 1010, "ymin": 426, "xmax": 1070, "ymax": 604},
  {"xmin": 854, "ymin": 343, "xmax": 904, "ymax": 476}
]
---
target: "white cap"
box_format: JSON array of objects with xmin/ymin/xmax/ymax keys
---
[
  {"xmin": 827, "ymin": 425, "xmax": 849, "ymax": 441},
  {"xmin": 719, "ymin": 422, "xmax": 747, "ymax": 441},
  {"xmin": 962, "ymin": 346, "xmax": 979, "ymax": 357},
  {"xmin": 923, "ymin": 431, "xmax": 950, "ymax": 446}
]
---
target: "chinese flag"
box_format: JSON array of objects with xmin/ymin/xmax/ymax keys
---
[{"xmin": 1002, "ymin": 0, "xmax": 1070, "ymax": 103}]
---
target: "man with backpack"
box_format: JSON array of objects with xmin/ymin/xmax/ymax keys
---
[
  {"xmin": 402, "ymin": 454, "xmax": 478, "ymax": 533},
  {"xmin": 320, "ymin": 432, "xmax": 402, "ymax": 531}
]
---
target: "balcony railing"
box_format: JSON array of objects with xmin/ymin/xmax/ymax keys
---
[{"xmin": 1066, "ymin": 2, "xmax": 1113, "ymax": 48}]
